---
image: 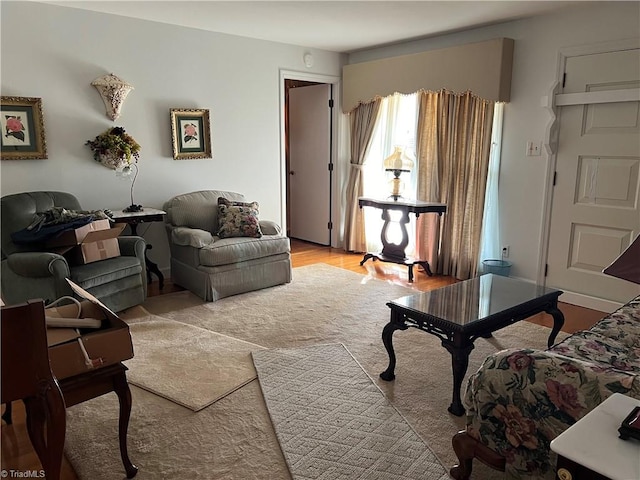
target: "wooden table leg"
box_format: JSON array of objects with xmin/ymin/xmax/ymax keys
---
[
  {"xmin": 380, "ymin": 310, "xmax": 409, "ymax": 381},
  {"xmin": 24, "ymin": 380, "xmax": 66, "ymax": 480},
  {"xmin": 442, "ymin": 335, "xmax": 475, "ymax": 416},
  {"xmin": 546, "ymin": 303, "xmax": 565, "ymax": 348},
  {"xmin": 114, "ymin": 371, "xmax": 138, "ymax": 478}
]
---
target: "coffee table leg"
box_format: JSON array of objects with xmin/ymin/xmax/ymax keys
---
[
  {"xmin": 442, "ymin": 336, "xmax": 475, "ymax": 416},
  {"xmin": 546, "ymin": 304, "xmax": 565, "ymax": 348},
  {"xmin": 380, "ymin": 312, "xmax": 408, "ymax": 381}
]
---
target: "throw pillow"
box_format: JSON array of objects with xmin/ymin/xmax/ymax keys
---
[{"xmin": 217, "ymin": 197, "xmax": 263, "ymax": 238}]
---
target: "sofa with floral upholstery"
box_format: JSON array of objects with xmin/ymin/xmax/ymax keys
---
[{"xmin": 450, "ymin": 295, "xmax": 640, "ymax": 480}]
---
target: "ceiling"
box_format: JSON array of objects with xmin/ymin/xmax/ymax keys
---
[{"xmin": 43, "ymin": 1, "xmax": 588, "ymax": 53}]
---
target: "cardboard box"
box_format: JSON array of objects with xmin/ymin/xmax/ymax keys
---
[
  {"xmin": 49, "ymin": 223, "xmax": 125, "ymax": 265},
  {"xmin": 72, "ymin": 225, "xmax": 124, "ymax": 264},
  {"xmin": 45, "ymin": 279, "xmax": 134, "ymax": 380},
  {"xmin": 46, "ymin": 219, "xmax": 111, "ymax": 248}
]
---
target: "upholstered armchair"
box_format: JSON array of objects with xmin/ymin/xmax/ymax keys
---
[
  {"xmin": 163, "ymin": 190, "xmax": 292, "ymax": 301},
  {"xmin": 1, "ymin": 191, "xmax": 147, "ymax": 312}
]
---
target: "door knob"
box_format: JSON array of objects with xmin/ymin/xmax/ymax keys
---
[{"xmin": 289, "ymin": 171, "xmax": 295, "ymax": 175}]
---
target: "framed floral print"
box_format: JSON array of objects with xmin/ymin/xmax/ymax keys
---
[
  {"xmin": 1, "ymin": 96, "xmax": 48, "ymax": 160},
  {"xmin": 170, "ymin": 108, "xmax": 212, "ymax": 160}
]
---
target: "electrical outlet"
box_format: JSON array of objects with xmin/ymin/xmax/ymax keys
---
[{"xmin": 502, "ymin": 246, "xmax": 510, "ymax": 258}]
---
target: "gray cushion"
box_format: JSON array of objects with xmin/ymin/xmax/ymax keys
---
[{"xmin": 199, "ymin": 235, "xmax": 290, "ymax": 267}]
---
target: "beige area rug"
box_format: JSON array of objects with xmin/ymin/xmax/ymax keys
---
[
  {"xmin": 124, "ymin": 318, "xmax": 265, "ymax": 411},
  {"xmin": 252, "ymin": 343, "xmax": 449, "ymax": 480},
  {"xmin": 64, "ymin": 264, "xmax": 567, "ymax": 479}
]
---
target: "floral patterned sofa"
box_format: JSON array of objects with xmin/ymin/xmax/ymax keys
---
[{"xmin": 450, "ymin": 295, "xmax": 640, "ymax": 480}]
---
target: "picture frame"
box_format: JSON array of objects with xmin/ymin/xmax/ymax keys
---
[
  {"xmin": 170, "ymin": 108, "xmax": 212, "ymax": 160},
  {"xmin": 1, "ymin": 96, "xmax": 48, "ymax": 160}
]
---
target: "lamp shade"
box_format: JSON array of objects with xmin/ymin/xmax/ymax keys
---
[
  {"xmin": 602, "ymin": 234, "xmax": 640, "ymax": 285},
  {"xmin": 383, "ymin": 146, "xmax": 415, "ymax": 172}
]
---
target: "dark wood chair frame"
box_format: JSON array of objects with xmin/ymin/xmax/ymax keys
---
[{"xmin": 1, "ymin": 300, "xmax": 67, "ymax": 479}]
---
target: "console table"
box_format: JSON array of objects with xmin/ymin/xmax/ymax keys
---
[
  {"xmin": 111, "ymin": 208, "xmax": 166, "ymax": 289},
  {"xmin": 358, "ymin": 197, "xmax": 446, "ymax": 282}
]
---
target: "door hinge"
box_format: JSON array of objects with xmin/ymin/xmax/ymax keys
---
[
  {"xmin": 562, "ymin": 73, "xmax": 566, "ymax": 88},
  {"xmin": 328, "ymin": 163, "xmax": 333, "ymax": 171},
  {"xmin": 328, "ymin": 99, "xmax": 334, "ymax": 108},
  {"xmin": 544, "ymin": 264, "xmax": 549, "ymax": 276},
  {"xmin": 327, "ymin": 221, "xmax": 333, "ymax": 230},
  {"xmin": 553, "ymin": 171, "xmax": 557, "ymax": 186}
]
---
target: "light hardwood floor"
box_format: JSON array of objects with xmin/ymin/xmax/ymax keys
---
[{"xmin": 1, "ymin": 239, "xmax": 606, "ymax": 479}]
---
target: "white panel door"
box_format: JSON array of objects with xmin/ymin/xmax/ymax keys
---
[
  {"xmin": 288, "ymin": 84, "xmax": 331, "ymax": 245},
  {"xmin": 547, "ymin": 49, "xmax": 640, "ymax": 303}
]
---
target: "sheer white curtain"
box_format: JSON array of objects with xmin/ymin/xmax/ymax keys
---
[
  {"xmin": 478, "ymin": 102, "xmax": 505, "ymax": 270},
  {"xmin": 362, "ymin": 93, "xmax": 419, "ymax": 253}
]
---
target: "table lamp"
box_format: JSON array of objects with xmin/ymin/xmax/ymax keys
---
[
  {"xmin": 602, "ymin": 233, "xmax": 640, "ymax": 284},
  {"xmin": 384, "ymin": 146, "xmax": 415, "ymax": 200},
  {"xmin": 116, "ymin": 163, "xmax": 143, "ymax": 213}
]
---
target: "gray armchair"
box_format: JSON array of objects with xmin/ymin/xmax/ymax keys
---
[
  {"xmin": 163, "ymin": 190, "xmax": 292, "ymax": 301},
  {"xmin": 1, "ymin": 191, "xmax": 147, "ymax": 312}
]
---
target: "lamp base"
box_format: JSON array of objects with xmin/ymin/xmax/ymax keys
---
[{"xmin": 123, "ymin": 204, "xmax": 143, "ymax": 213}]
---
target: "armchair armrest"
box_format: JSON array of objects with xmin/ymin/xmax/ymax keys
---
[
  {"xmin": 2, "ymin": 252, "xmax": 72, "ymax": 305},
  {"xmin": 463, "ymin": 348, "xmax": 640, "ymax": 479},
  {"xmin": 118, "ymin": 235, "xmax": 146, "ymax": 259},
  {"xmin": 259, "ymin": 220, "xmax": 282, "ymax": 236},
  {"xmin": 170, "ymin": 227, "xmax": 214, "ymax": 248},
  {"xmin": 6, "ymin": 251, "xmax": 70, "ymax": 278}
]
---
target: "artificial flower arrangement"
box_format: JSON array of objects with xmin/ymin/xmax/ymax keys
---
[{"xmin": 86, "ymin": 126, "xmax": 141, "ymax": 170}]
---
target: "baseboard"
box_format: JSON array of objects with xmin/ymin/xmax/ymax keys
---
[{"xmin": 558, "ymin": 291, "xmax": 622, "ymax": 314}]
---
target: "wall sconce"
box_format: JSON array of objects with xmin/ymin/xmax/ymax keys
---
[
  {"xmin": 383, "ymin": 146, "xmax": 415, "ymax": 200},
  {"xmin": 91, "ymin": 73, "xmax": 134, "ymax": 121}
]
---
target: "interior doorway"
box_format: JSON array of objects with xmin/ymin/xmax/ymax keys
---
[{"xmin": 284, "ymin": 80, "xmax": 333, "ymax": 245}]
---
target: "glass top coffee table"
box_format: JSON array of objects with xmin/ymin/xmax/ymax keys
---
[{"xmin": 380, "ymin": 274, "xmax": 564, "ymax": 416}]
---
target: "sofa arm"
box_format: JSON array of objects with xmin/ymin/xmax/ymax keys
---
[
  {"xmin": 259, "ymin": 220, "xmax": 282, "ymax": 236},
  {"xmin": 463, "ymin": 348, "xmax": 640, "ymax": 479},
  {"xmin": 170, "ymin": 227, "xmax": 214, "ymax": 248}
]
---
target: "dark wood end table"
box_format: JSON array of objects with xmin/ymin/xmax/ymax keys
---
[
  {"xmin": 60, "ymin": 362, "xmax": 138, "ymax": 478},
  {"xmin": 111, "ymin": 208, "xmax": 166, "ymax": 289},
  {"xmin": 380, "ymin": 274, "xmax": 564, "ymax": 416},
  {"xmin": 358, "ymin": 197, "xmax": 446, "ymax": 282}
]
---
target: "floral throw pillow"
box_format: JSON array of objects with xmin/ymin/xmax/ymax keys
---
[{"xmin": 217, "ymin": 197, "xmax": 263, "ymax": 239}]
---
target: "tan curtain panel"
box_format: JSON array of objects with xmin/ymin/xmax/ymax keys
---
[
  {"xmin": 415, "ymin": 90, "xmax": 494, "ymax": 280},
  {"xmin": 343, "ymin": 99, "xmax": 382, "ymax": 252}
]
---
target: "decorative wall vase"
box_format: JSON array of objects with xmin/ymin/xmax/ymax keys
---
[
  {"xmin": 98, "ymin": 151, "xmax": 128, "ymax": 170},
  {"xmin": 91, "ymin": 73, "xmax": 134, "ymax": 121}
]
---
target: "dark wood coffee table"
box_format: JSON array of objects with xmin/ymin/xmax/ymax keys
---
[{"xmin": 380, "ymin": 274, "xmax": 564, "ymax": 416}]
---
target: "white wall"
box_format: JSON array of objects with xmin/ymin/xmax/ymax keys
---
[
  {"xmin": 348, "ymin": 1, "xmax": 640, "ymax": 283},
  {"xmin": 0, "ymin": 1, "xmax": 344, "ymax": 274}
]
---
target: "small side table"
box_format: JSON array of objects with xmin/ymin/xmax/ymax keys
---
[
  {"xmin": 111, "ymin": 208, "xmax": 166, "ymax": 289},
  {"xmin": 550, "ymin": 393, "xmax": 640, "ymax": 480},
  {"xmin": 60, "ymin": 363, "xmax": 138, "ymax": 478},
  {"xmin": 358, "ymin": 197, "xmax": 446, "ymax": 281}
]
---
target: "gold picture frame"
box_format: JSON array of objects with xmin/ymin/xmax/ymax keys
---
[
  {"xmin": 1, "ymin": 96, "xmax": 48, "ymax": 160},
  {"xmin": 170, "ymin": 108, "xmax": 212, "ymax": 160}
]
